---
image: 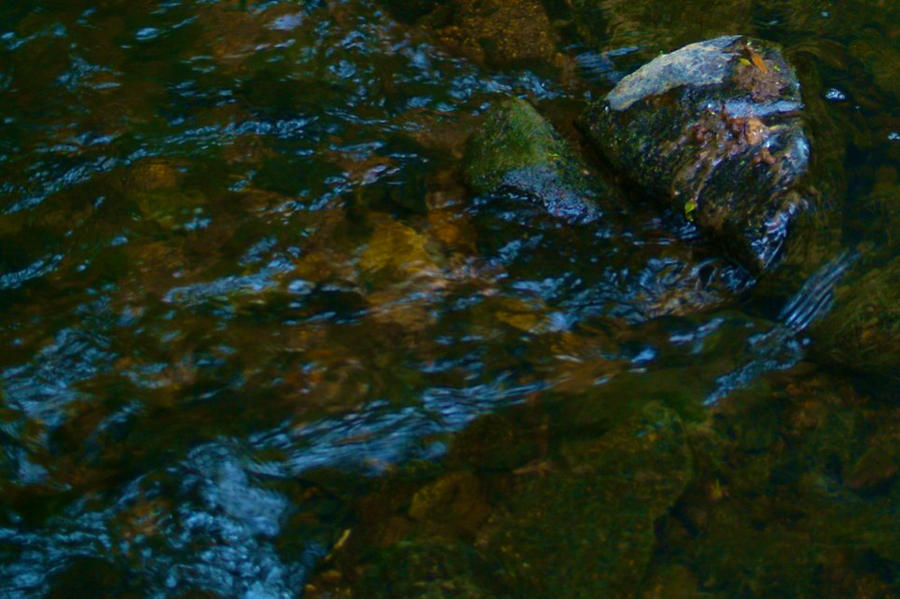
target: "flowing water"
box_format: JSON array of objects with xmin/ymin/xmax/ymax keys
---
[{"xmin": 0, "ymin": 1, "xmax": 896, "ymax": 597}]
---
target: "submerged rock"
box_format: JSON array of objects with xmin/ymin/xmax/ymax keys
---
[
  {"xmin": 356, "ymin": 540, "xmax": 501, "ymax": 599},
  {"xmin": 580, "ymin": 35, "xmax": 826, "ymax": 274},
  {"xmin": 808, "ymin": 256, "xmax": 899, "ymax": 386},
  {"xmin": 478, "ymin": 402, "xmax": 692, "ymax": 598},
  {"xmin": 422, "ymin": 0, "xmax": 562, "ymax": 69},
  {"xmin": 565, "ymin": 0, "xmax": 754, "ymax": 55},
  {"xmin": 463, "ymin": 96, "xmax": 612, "ymax": 224}
]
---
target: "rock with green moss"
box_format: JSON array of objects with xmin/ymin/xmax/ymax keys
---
[
  {"xmin": 463, "ymin": 96, "xmax": 611, "ymax": 224},
  {"xmin": 664, "ymin": 382, "xmax": 900, "ymax": 598},
  {"xmin": 479, "ymin": 402, "xmax": 692, "ymax": 598},
  {"xmin": 407, "ymin": 471, "xmax": 491, "ymax": 538},
  {"xmin": 579, "ymin": 35, "xmax": 834, "ymax": 274}
]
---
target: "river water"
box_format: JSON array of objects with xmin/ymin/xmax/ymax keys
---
[{"xmin": 0, "ymin": 1, "xmax": 896, "ymax": 597}]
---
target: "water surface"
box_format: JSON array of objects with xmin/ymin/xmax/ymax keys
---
[{"xmin": 0, "ymin": 0, "xmax": 896, "ymax": 597}]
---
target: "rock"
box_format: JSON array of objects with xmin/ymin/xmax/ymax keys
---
[
  {"xmin": 447, "ymin": 412, "xmax": 538, "ymax": 472},
  {"xmin": 564, "ymin": 0, "xmax": 753, "ymax": 55},
  {"xmin": 664, "ymin": 381, "xmax": 900, "ymax": 598},
  {"xmin": 808, "ymin": 255, "xmax": 899, "ymax": 386},
  {"xmin": 463, "ymin": 96, "xmax": 611, "ymax": 224},
  {"xmin": 580, "ymin": 35, "xmax": 827, "ymax": 274},
  {"xmin": 356, "ymin": 540, "xmax": 502, "ymax": 599},
  {"xmin": 420, "ymin": 0, "xmax": 562, "ymax": 69},
  {"xmin": 479, "ymin": 402, "xmax": 692, "ymax": 598},
  {"xmin": 408, "ymin": 471, "xmax": 492, "ymax": 538}
]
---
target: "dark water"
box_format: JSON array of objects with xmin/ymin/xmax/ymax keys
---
[{"xmin": 0, "ymin": 1, "xmax": 896, "ymax": 597}]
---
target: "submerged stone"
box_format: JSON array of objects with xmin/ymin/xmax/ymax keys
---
[
  {"xmin": 580, "ymin": 35, "xmax": 820, "ymax": 273},
  {"xmin": 421, "ymin": 0, "xmax": 561, "ymax": 69},
  {"xmin": 808, "ymin": 256, "xmax": 899, "ymax": 386},
  {"xmin": 565, "ymin": 0, "xmax": 754, "ymax": 55},
  {"xmin": 478, "ymin": 402, "xmax": 692, "ymax": 598},
  {"xmin": 357, "ymin": 540, "xmax": 501, "ymax": 599},
  {"xmin": 463, "ymin": 96, "xmax": 610, "ymax": 224}
]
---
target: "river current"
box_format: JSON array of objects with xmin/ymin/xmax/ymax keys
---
[{"xmin": 0, "ymin": 1, "xmax": 896, "ymax": 597}]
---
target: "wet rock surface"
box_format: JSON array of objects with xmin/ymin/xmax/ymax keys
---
[
  {"xmin": 463, "ymin": 96, "xmax": 609, "ymax": 223},
  {"xmin": 461, "ymin": 94, "xmax": 756, "ymax": 319},
  {"xmin": 580, "ymin": 35, "xmax": 822, "ymax": 274}
]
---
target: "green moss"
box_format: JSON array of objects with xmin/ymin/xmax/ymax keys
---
[
  {"xmin": 464, "ymin": 97, "xmax": 565, "ymax": 191},
  {"xmin": 463, "ymin": 96, "xmax": 607, "ymax": 223}
]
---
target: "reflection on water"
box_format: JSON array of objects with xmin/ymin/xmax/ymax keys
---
[{"xmin": 0, "ymin": 0, "xmax": 896, "ymax": 597}]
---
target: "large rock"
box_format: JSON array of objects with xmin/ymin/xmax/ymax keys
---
[
  {"xmin": 463, "ymin": 95, "xmax": 753, "ymax": 320},
  {"xmin": 580, "ymin": 35, "xmax": 824, "ymax": 274}
]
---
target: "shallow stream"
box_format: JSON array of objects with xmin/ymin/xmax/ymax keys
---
[{"xmin": 0, "ymin": 1, "xmax": 896, "ymax": 597}]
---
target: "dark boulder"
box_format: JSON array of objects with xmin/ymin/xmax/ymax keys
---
[
  {"xmin": 462, "ymin": 95, "xmax": 752, "ymax": 319},
  {"xmin": 579, "ymin": 35, "xmax": 830, "ymax": 274}
]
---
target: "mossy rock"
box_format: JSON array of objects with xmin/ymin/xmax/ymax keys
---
[
  {"xmin": 479, "ymin": 402, "xmax": 692, "ymax": 598},
  {"xmin": 407, "ymin": 471, "xmax": 492, "ymax": 538},
  {"xmin": 579, "ymin": 35, "xmax": 836, "ymax": 275},
  {"xmin": 662, "ymin": 379, "xmax": 900, "ymax": 598},
  {"xmin": 463, "ymin": 96, "xmax": 610, "ymax": 224}
]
